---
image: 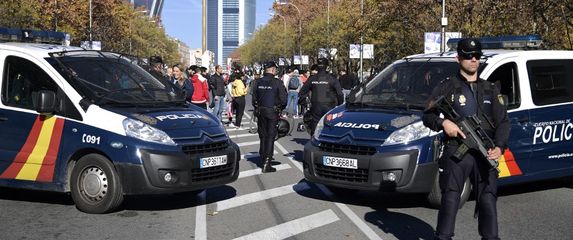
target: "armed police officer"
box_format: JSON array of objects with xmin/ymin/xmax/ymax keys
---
[
  {"xmin": 298, "ymin": 58, "xmax": 343, "ymax": 136},
  {"xmin": 252, "ymin": 61, "xmax": 287, "ymax": 173},
  {"xmin": 422, "ymin": 38, "xmax": 510, "ymax": 240}
]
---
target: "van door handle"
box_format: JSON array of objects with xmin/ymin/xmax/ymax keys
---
[
  {"xmin": 0, "ymin": 117, "xmax": 7, "ymax": 121},
  {"xmin": 517, "ymin": 116, "xmax": 529, "ymax": 124}
]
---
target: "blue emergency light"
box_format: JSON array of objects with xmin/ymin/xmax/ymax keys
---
[
  {"xmin": 447, "ymin": 34, "xmax": 543, "ymax": 50},
  {"xmin": 0, "ymin": 27, "xmax": 70, "ymax": 45}
]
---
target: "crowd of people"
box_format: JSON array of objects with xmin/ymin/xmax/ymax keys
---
[{"xmin": 144, "ymin": 56, "xmax": 359, "ymax": 131}]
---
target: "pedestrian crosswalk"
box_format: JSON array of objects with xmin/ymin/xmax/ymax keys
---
[{"xmin": 194, "ymin": 112, "xmax": 382, "ymax": 240}]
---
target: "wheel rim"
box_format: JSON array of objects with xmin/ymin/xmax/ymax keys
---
[{"xmin": 79, "ymin": 166, "xmax": 109, "ymax": 204}]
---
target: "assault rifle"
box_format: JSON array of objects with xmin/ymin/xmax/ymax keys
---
[{"xmin": 430, "ymin": 96, "xmax": 500, "ymax": 172}]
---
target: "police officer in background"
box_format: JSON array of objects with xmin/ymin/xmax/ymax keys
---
[
  {"xmin": 252, "ymin": 61, "xmax": 287, "ymax": 173},
  {"xmin": 298, "ymin": 58, "xmax": 343, "ymax": 136},
  {"xmin": 422, "ymin": 38, "xmax": 510, "ymax": 240}
]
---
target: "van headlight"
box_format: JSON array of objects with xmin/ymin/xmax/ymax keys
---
[
  {"xmin": 382, "ymin": 121, "xmax": 431, "ymax": 146},
  {"xmin": 123, "ymin": 118, "xmax": 176, "ymax": 146},
  {"xmin": 313, "ymin": 115, "xmax": 326, "ymax": 140}
]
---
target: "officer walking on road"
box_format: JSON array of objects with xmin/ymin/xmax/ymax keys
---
[
  {"xmin": 422, "ymin": 38, "xmax": 510, "ymax": 240},
  {"xmin": 252, "ymin": 61, "xmax": 287, "ymax": 173},
  {"xmin": 298, "ymin": 58, "xmax": 343, "ymax": 136}
]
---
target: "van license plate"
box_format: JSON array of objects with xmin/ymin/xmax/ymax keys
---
[
  {"xmin": 200, "ymin": 155, "xmax": 228, "ymax": 168},
  {"xmin": 323, "ymin": 156, "xmax": 358, "ymax": 169}
]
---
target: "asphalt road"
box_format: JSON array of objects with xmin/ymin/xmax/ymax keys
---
[{"xmin": 1, "ymin": 109, "xmax": 572, "ymax": 240}]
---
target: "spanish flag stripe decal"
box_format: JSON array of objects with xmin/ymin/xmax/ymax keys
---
[
  {"xmin": 16, "ymin": 117, "xmax": 58, "ymax": 181},
  {"xmin": 0, "ymin": 117, "xmax": 44, "ymax": 179},
  {"xmin": 36, "ymin": 118, "xmax": 65, "ymax": 182},
  {"xmin": 498, "ymin": 149, "xmax": 522, "ymax": 178},
  {"xmin": 497, "ymin": 158, "xmax": 511, "ymax": 178}
]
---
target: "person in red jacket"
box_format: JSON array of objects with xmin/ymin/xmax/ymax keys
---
[{"xmin": 191, "ymin": 66, "xmax": 210, "ymax": 109}]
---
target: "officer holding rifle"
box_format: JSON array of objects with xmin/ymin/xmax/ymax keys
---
[{"xmin": 422, "ymin": 38, "xmax": 510, "ymax": 240}]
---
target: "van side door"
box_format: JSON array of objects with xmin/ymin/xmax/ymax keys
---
[
  {"xmin": 486, "ymin": 61, "xmax": 529, "ymax": 178},
  {"xmin": 527, "ymin": 59, "xmax": 573, "ymax": 174},
  {"xmin": 0, "ymin": 53, "xmax": 79, "ymax": 186}
]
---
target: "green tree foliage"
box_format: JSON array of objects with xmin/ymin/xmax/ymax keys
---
[
  {"xmin": 0, "ymin": 0, "xmax": 179, "ymax": 65},
  {"xmin": 238, "ymin": 0, "xmax": 573, "ymax": 72}
]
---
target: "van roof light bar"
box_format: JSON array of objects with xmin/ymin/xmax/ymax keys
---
[
  {"xmin": 0, "ymin": 27, "xmax": 70, "ymax": 46},
  {"xmin": 447, "ymin": 34, "xmax": 543, "ymax": 50}
]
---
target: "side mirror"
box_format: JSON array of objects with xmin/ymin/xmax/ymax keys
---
[{"xmin": 34, "ymin": 90, "xmax": 57, "ymax": 115}]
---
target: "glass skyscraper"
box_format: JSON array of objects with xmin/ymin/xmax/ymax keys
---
[{"xmin": 207, "ymin": 0, "xmax": 256, "ymax": 69}]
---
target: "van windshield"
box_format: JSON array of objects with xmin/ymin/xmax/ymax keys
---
[
  {"xmin": 349, "ymin": 59, "xmax": 459, "ymax": 109},
  {"xmin": 47, "ymin": 51, "xmax": 184, "ymax": 106}
]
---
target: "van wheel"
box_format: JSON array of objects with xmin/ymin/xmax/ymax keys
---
[
  {"xmin": 70, "ymin": 154, "xmax": 124, "ymax": 214},
  {"xmin": 427, "ymin": 173, "xmax": 471, "ymax": 209}
]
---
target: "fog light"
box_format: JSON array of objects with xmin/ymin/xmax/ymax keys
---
[
  {"xmin": 382, "ymin": 171, "xmax": 399, "ymax": 182},
  {"xmin": 387, "ymin": 172, "xmax": 396, "ymax": 182},
  {"xmin": 163, "ymin": 172, "xmax": 178, "ymax": 183}
]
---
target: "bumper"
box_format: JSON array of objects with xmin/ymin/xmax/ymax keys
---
[
  {"xmin": 302, "ymin": 141, "xmax": 437, "ymax": 193},
  {"xmin": 117, "ymin": 142, "xmax": 240, "ymax": 195}
]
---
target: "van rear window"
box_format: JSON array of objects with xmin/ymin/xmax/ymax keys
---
[{"xmin": 527, "ymin": 60, "xmax": 573, "ymax": 106}]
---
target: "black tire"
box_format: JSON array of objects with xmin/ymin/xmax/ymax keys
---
[
  {"xmin": 427, "ymin": 173, "xmax": 471, "ymax": 209},
  {"xmin": 70, "ymin": 154, "xmax": 124, "ymax": 214}
]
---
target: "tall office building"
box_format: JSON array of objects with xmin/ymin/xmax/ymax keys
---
[
  {"xmin": 207, "ymin": 0, "xmax": 256, "ymax": 69},
  {"xmin": 130, "ymin": 0, "xmax": 165, "ymax": 18}
]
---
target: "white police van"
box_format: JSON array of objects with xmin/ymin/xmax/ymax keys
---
[
  {"xmin": 0, "ymin": 29, "xmax": 240, "ymax": 213},
  {"xmin": 303, "ymin": 35, "xmax": 573, "ymax": 207}
]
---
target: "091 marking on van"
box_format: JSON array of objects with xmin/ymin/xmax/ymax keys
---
[{"xmin": 0, "ymin": 116, "xmax": 64, "ymax": 182}]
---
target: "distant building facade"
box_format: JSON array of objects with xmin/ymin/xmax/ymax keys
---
[{"xmin": 207, "ymin": 0, "xmax": 255, "ymax": 69}]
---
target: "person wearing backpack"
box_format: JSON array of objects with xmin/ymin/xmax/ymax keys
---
[{"xmin": 285, "ymin": 69, "xmax": 302, "ymax": 118}]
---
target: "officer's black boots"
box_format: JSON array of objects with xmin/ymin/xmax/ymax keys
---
[{"xmin": 262, "ymin": 157, "xmax": 276, "ymax": 173}]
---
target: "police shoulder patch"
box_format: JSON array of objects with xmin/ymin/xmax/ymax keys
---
[{"xmin": 497, "ymin": 94, "xmax": 505, "ymax": 105}]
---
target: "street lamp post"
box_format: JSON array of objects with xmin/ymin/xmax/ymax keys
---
[
  {"xmin": 440, "ymin": 0, "xmax": 447, "ymax": 52},
  {"xmin": 277, "ymin": 1, "xmax": 302, "ymax": 70}
]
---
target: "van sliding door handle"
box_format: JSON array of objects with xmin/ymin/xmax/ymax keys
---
[
  {"xmin": 0, "ymin": 116, "xmax": 7, "ymax": 121},
  {"xmin": 517, "ymin": 116, "xmax": 529, "ymax": 124}
]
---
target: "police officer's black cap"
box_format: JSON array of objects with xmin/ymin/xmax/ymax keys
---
[
  {"xmin": 264, "ymin": 61, "xmax": 278, "ymax": 69},
  {"xmin": 310, "ymin": 64, "xmax": 318, "ymax": 71},
  {"xmin": 317, "ymin": 58, "xmax": 329, "ymax": 66},
  {"xmin": 457, "ymin": 38, "xmax": 483, "ymax": 56},
  {"xmin": 149, "ymin": 55, "xmax": 163, "ymax": 64}
]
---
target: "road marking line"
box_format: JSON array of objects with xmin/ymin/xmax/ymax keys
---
[
  {"xmin": 238, "ymin": 164, "xmax": 291, "ymax": 179},
  {"xmin": 229, "ymin": 133, "xmax": 257, "ymax": 139},
  {"xmin": 195, "ymin": 190, "xmax": 207, "ymax": 240},
  {"xmin": 275, "ymin": 141, "xmax": 383, "ymax": 240},
  {"xmin": 232, "ymin": 209, "xmax": 339, "ymax": 240},
  {"xmin": 216, "ymin": 182, "xmax": 311, "ymax": 212},
  {"xmin": 237, "ymin": 140, "xmax": 261, "ymax": 147}
]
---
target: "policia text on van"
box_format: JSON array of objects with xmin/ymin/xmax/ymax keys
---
[
  {"xmin": 0, "ymin": 37, "xmax": 240, "ymax": 213},
  {"xmin": 302, "ymin": 35, "xmax": 573, "ymax": 207}
]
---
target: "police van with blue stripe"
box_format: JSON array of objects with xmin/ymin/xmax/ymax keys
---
[
  {"xmin": 303, "ymin": 35, "xmax": 573, "ymax": 207},
  {"xmin": 0, "ymin": 29, "xmax": 240, "ymax": 213}
]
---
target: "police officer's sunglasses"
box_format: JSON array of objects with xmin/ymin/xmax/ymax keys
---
[{"xmin": 459, "ymin": 52, "xmax": 482, "ymax": 60}]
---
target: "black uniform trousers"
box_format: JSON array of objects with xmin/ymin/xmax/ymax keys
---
[
  {"xmin": 257, "ymin": 107, "xmax": 279, "ymax": 161},
  {"xmin": 309, "ymin": 102, "xmax": 335, "ymax": 135},
  {"xmin": 436, "ymin": 143, "xmax": 499, "ymax": 240}
]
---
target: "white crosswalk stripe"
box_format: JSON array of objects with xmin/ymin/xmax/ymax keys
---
[
  {"xmin": 215, "ymin": 182, "xmax": 311, "ymax": 212},
  {"xmin": 238, "ymin": 164, "xmax": 291, "ymax": 179},
  {"xmin": 232, "ymin": 210, "xmax": 340, "ymax": 240}
]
